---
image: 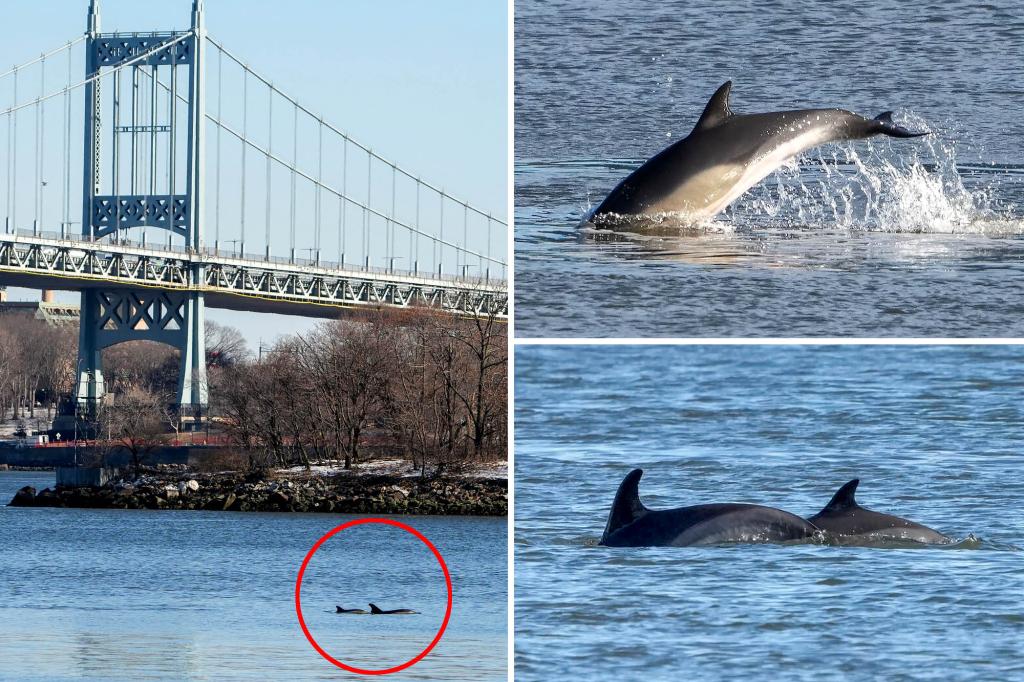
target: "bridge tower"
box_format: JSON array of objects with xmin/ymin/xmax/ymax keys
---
[{"xmin": 76, "ymin": 0, "xmax": 208, "ymax": 421}]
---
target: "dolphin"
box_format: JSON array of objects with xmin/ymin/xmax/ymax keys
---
[
  {"xmin": 598, "ymin": 469, "xmax": 820, "ymax": 547},
  {"xmin": 336, "ymin": 605, "xmax": 369, "ymax": 614},
  {"xmin": 369, "ymin": 603, "xmax": 418, "ymax": 615},
  {"xmin": 807, "ymin": 479, "xmax": 950, "ymax": 544},
  {"xmin": 590, "ymin": 81, "xmax": 928, "ymax": 222}
]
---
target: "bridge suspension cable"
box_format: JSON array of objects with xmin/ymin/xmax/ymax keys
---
[
  {"xmin": 203, "ymin": 35, "xmax": 506, "ymax": 280},
  {"xmin": 0, "ymin": 27, "xmax": 506, "ymax": 284}
]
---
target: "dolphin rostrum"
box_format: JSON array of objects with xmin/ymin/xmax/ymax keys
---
[
  {"xmin": 369, "ymin": 603, "xmax": 419, "ymax": 615},
  {"xmin": 807, "ymin": 479, "xmax": 950, "ymax": 544},
  {"xmin": 599, "ymin": 468, "xmax": 820, "ymax": 547},
  {"xmin": 590, "ymin": 81, "xmax": 928, "ymax": 222}
]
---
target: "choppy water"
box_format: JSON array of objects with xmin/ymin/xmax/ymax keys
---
[
  {"xmin": 515, "ymin": 0, "xmax": 1024, "ymax": 337},
  {"xmin": 514, "ymin": 345, "xmax": 1024, "ymax": 680},
  {"xmin": 0, "ymin": 472, "xmax": 506, "ymax": 681}
]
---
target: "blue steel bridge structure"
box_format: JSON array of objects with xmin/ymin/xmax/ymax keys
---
[{"xmin": 0, "ymin": 1, "xmax": 508, "ymax": 418}]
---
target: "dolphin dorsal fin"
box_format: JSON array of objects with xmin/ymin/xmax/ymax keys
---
[
  {"xmin": 369, "ymin": 603, "xmax": 383, "ymax": 614},
  {"xmin": 693, "ymin": 81, "xmax": 734, "ymax": 132},
  {"xmin": 820, "ymin": 479, "xmax": 860, "ymax": 513},
  {"xmin": 602, "ymin": 469, "xmax": 648, "ymax": 539}
]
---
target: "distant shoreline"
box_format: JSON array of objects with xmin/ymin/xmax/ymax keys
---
[{"xmin": 5, "ymin": 463, "xmax": 508, "ymax": 516}]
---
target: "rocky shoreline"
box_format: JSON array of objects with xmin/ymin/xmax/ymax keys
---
[{"xmin": 7, "ymin": 466, "xmax": 507, "ymax": 516}]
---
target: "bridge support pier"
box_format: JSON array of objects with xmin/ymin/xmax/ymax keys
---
[
  {"xmin": 75, "ymin": 288, "xmax": 208, "ymax": 422},
  {"xmin": 76, "ymin": 291, "xmax": 106, "ymax": 417}
]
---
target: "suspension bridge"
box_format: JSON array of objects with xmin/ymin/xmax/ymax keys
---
[{"xmin": 0, "ymin": 1, "xmax": 508, "ymax": 417}]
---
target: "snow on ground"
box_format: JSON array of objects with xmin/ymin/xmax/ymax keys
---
[{"xmin": 275, "ymin": 459, "xmax": 507, "ymax": 479}]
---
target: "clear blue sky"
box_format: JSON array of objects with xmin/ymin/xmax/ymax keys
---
[{"xmin": 1, "ymin": 0, "xmax": 507, "ymax": 346}]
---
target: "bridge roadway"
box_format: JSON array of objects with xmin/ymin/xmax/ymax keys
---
[{"xmin": 0, "ymin": 232, "xmax": 507, "ymax": 319}]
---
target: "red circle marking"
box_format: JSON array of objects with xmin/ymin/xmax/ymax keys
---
[{"xmin": 294, "ymin": 518, "xmax": 454, "ymax": 675}]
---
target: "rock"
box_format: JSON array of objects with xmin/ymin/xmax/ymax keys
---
[
  {"xmin": 10, "ymin": 486, "xmax": 37, "ymax": 507},
  {"xmin": 205, "ymin": 493, "xmax": 236, "ymax": 511},
  {"xmin": 268, "ymin": 490, "xmax": 290, "ymax": 507},
  {"xmin": 163, "ymin": 486, "xmax": 180, "ymax": 501},
  {"xmin": 176, "ymin": 479, "xmax": 200, "ymax": 495}
]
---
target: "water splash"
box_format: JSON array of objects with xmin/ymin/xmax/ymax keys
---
[{"xmin": 729, "ymin": 113, "xmax": 1021, "ymax": 234}]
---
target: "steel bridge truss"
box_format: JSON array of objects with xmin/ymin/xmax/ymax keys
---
[{"xmin": 0, "ymin": 235, "xmax": 507, "ymax": 316}]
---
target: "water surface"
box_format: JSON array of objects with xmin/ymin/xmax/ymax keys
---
[
  {"xmin": 515, "ymin": 0, "xmax": 1024, "ymax": 337},
  {"xmin": 0, "ymin": 472, "xmax": 506, "ymax": 681},
  {"xmin": 515, "ymin": 345, "xmax": 1024, "ymax": 680}
]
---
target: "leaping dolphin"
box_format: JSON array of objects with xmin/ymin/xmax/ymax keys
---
[
  {"xmin": 590, "ymin": 81, "xmax": 928, "ymax": 222},
  {"xmin": 599, "ymin": 469, "xmax": 820, "ymax": 547},
  {"xmin": 807, "ymin": 479, "xmax": 950, "ymax": 544}
]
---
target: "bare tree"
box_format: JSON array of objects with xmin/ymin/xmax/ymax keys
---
[
  {"xmin": 103, "ymin": 341, "xmax": 178, "ymax": 396},
  {"xmin": 99, "ymin": 387, "xmax": 166, "ymax": 476},
  {"xmin": 296, "ymin": 312, "xmax": 393, "ymax": 470},
  {"xmin": 449, "ymin": 306, "xmax": 507, "ymax": 461},
  {"xmin": 205, "ymin": 320, "xmax": 249, "ymax": 368}
]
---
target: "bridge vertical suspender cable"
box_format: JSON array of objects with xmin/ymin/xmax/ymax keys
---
[
  {"xmin": 239, "ymin": 67, "xmax": 246, "ymax": 255},
  {"xmin": 264, "ymin": 84, "xmax": 271, "ymax": 259},
  {"xmin": 289, "ymin": 103, "xmax": 296, "ymax": 264},
  {"xmin": 214, "ymin": 47, "xmax": 222, "ymax": 251},
  {"xmin": 34, "ymin": 54, "xmax": 42, "ymax": 236},
  {"xmin": 11, "ymin": 67, "xmax": 17, "ymax": 232},
  {"xmin": 62, "ymin": 46, "xmax": 71, "ymax": 238},
  {"xmin": 339, "ymin": 137, "xmax": 346, "ymax": 265},
  {"xmin": 364, "ymin": 154, "xmax": 371, "ymax": 269},
  {"xmin": 315, "ymin": 117, "xmax": 323, "ymax": 264},
  {"xmin": 414, "ymin": 182, "xmax": 419, "ymax": 274}
]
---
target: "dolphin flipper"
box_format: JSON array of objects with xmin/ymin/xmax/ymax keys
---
[
  {"xmin": 601, "ymin": 469, "xmax": 649, "ymax": 541},
  {"xmin": 872, "ymin": 111, "xmax": 929, "ymax": 138}
]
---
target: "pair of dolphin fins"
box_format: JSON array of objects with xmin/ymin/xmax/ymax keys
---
[
  {"xmin": 601, "ymin": 468, "xmax": 949, "ymax": 547},
  {"xmin": 336, "ymin": 603, "xmax": 418, "ymax": 615}
]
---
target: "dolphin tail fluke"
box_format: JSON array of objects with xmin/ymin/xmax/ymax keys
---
[
  {"xmin": 600, "ymin": 469, "xmax": 649, "ymax": 543},
  {"xmin": 819, "ymin": 479, "xmax": 860, "ymax": 514},
  {"xmin": 369, "ymin": 603, "xmax": 384, "ymax": 614},
  {"xmin": 872, "ymin": 111, "xmax": 929, "ymax": 138}
]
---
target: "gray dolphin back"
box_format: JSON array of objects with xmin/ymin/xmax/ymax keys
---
[
  {"xmin": 599, "ymin": 469, "xmax": 819, "ymax": 547},
  {"xmin": 808, "ymin": 479, "xmax": 950, "ymax": 544}
]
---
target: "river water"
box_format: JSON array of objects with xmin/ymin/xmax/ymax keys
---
[
  {"xmin": 0, "ymin": 472, "xmax": 506, "ymax": 681},
  {"xmin": 514, "ymin": 345, "xmax": 1024, "ymax": 680},
  {"xmin": 515, "ymin": 0, "xmax": 1024, "ymax": 337}
]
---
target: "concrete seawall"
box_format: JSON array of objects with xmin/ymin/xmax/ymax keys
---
[{"xmin": 0, "ymin": 445, "xmax": 210, "ymax": 468}]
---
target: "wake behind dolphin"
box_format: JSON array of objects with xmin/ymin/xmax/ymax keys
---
[{"xmin": 590, "ymin": 81, "xmax": 928, "ymax": 223}]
